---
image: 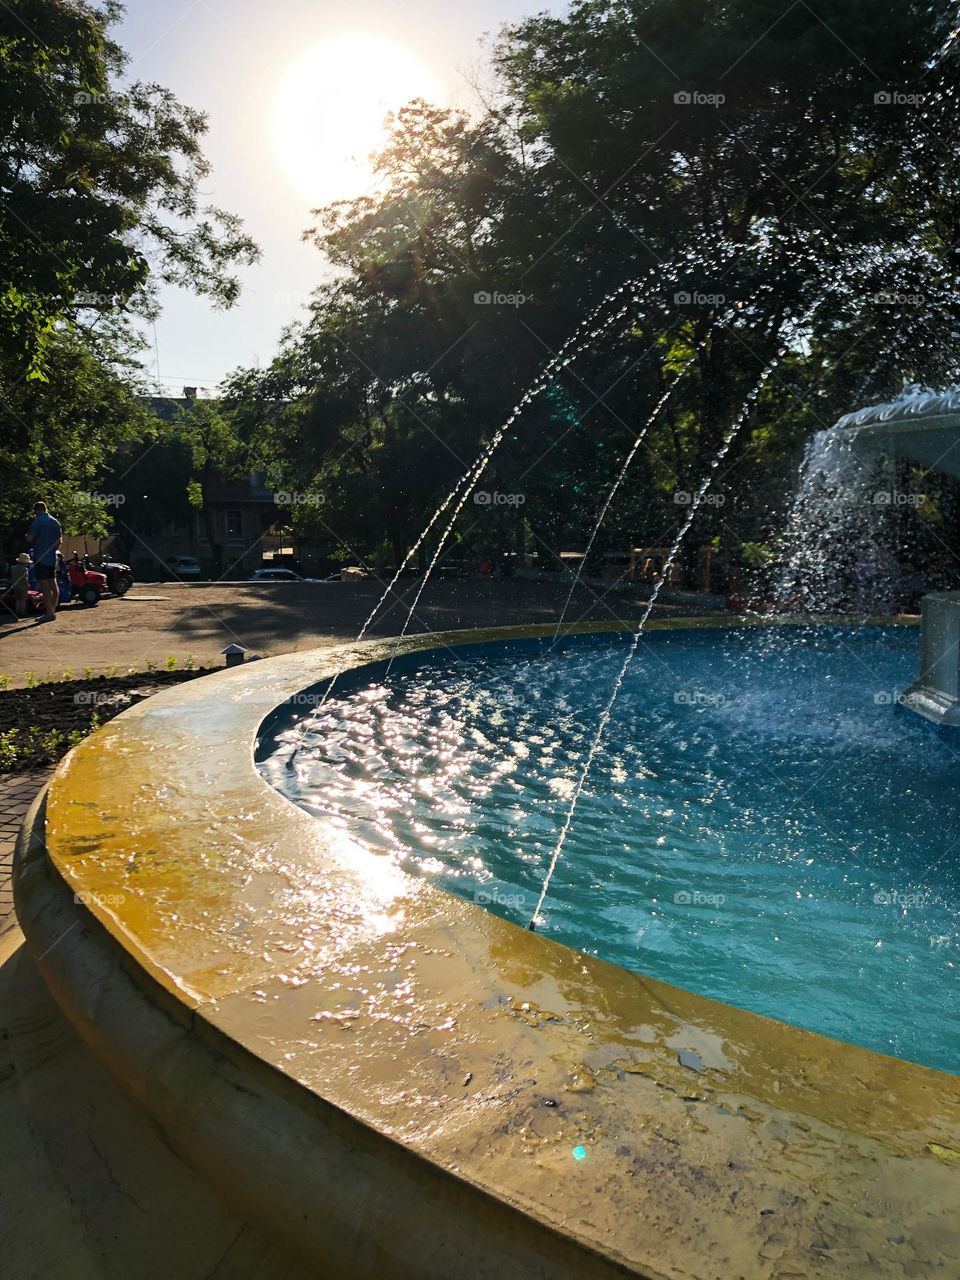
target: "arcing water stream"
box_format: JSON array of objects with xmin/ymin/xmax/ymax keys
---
[
  {"xmin": 313, "ymin": 261, "xmax": 667, "ymax": 708},
  {"xmin": 529, "ymin": 307, "xmax": 816, "ymax": 928}
]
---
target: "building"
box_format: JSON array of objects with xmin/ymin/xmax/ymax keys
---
[{"xmin": 99, "ymin": 390, "xmax": 285, "ymax": 580}]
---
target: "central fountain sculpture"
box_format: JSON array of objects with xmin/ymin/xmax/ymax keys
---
[{"xmin": 837, "ymin": 388, "xmax": 960, "ymax": 726}]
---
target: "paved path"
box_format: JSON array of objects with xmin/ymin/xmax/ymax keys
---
[
  {"xmin": 0, "ymin": 578, "xmax": 711, "ymax": 686},
  {"xmin": 0, "ymin": 769, "xmax": 52, "ymax": 934},
  {"xmin": 0, "ymin": 919, "xmax": 311, "ymax": 1280}
]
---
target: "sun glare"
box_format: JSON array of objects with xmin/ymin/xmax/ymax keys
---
[{"xmin": 272, "ymin": 34, "xmax": 441, "ymax": 206}]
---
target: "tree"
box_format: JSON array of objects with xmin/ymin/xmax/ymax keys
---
[
  {"xmin": 0, "ymin": 329, "xmax": 152, "ymax": 549},
  {"xmin": 0, "ymin": 0, "xmax": 258, "ymax": 556},
  {"xmin": 0, "ymin": 0, "xmax": 258, "ymax": 379},
  {"xmin": 227, "ymin": 0, "xmax": 960, "ymax": 580},
  {"xmin": 171, "ymin": 399, "xmax": 246, "ymax": 576}
]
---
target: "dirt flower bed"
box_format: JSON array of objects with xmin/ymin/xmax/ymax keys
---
[{"xmin": 0, "ymin": 668, "xmax": 213, "ymax": 772}]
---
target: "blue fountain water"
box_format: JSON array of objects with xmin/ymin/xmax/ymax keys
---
[{"xmin": 259, "ymin": 626, "xmax": 960, "ymax": 1073}]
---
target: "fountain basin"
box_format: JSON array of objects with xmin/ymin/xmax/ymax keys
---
[
  {"xmin": 14, "ymin": 619, "xmax": 960, "ymax": 1279},
  {"xmin": 837, "ymin": 393, "xmax": 960, "ymax": 477},
  {"xmin": 260, "ymin": 623, "xmax": 960, "ymax": 1072}
]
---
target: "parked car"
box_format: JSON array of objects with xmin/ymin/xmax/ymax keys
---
[
  {"xmin": 248, "ymin": 567, "xmax": 316, "ymax": 583},
  {"xmin": 261, "ymin": 556, "xmax": 305, "ymax": 575},
  {"xmin": 167, "ymin": 555, "xmax": 203, "ymax": 580},
  {"xmin": 248, "ymin": 567, "xmax": 342, "ymax": 584}
]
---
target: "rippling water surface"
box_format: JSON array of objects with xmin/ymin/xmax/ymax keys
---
[{"xmin": 258, "ymin": 626, "xmax": 960, "ymax": 1072}]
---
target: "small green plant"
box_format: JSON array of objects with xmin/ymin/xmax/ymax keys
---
[
  {"xmin": 165, "ymin": 655, "xmax": 178, "ymax": 671},
  {"xmin": 104, "ymin": 665, "xmax": 119, "ymax": 677},
  {"xmin": 183, "ymin": 654, "xmax": 197, "ymax": 671},
  {"xmin": 0, "ymin": 729, "xmax": 18, "ymax": 770},
  {"xmin": 0, "ymin": 712, "xmax": 105, "ymax": 773},
  {"xmin": 25, "ymin": 672, "xmax": 38, "ymax": 689},
  {"xmin": 0, "ymin": 673, "xmax": 10, "ymax": 691},
  {"xmin": 146, "ymin": 659, "xmax": 158, "ymax": 674},
  {"xmin": 61, "ymin": 667, "xmax": 74, "ymax": 681},
  {"xmin": 83, "ymin": 667, "xmax": 94, "ymax": 680},
  {"xmin": 40, "ymin": 728, "xmax": 65, "ymax": 756}
]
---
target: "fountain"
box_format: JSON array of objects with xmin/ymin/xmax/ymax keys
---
[
  {"xmin": 11, "ymin": 270, "xmax": 960, "ymax": 1278},
  {"xmin": 838, "ymin": 388, "xmax": 960, "ymax": 479},
  {"xmin": 837, "ymin": 388, "xmax": 960, "ymax": 725},
  {"xmin": 18, "ymin": 618, "xmax": 960, "ymax": 1280}
]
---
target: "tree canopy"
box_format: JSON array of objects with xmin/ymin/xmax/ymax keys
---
[
  {"xmin": 227, "ymin": 0, "xmax": 960, "ymax": 581},
  {"xmin": 0, "ymin": 0, "xmax": 257, "ymax": 547}
]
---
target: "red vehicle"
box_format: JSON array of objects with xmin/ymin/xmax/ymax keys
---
[
  {"xmin": 1, "ymin": 555, "xmax": 106, "ymax": 618},
  {"xmin": 66, "ymin": 555, "xmax": 107, "ymax": 606},
  {"xmin": 0, "ymin": 583, "xmax": 43, "ymax": 617}
]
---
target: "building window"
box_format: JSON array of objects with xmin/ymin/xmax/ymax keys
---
[{"xmin": 226, "ymin": 509, "xmax": 243, "ymax": 538}]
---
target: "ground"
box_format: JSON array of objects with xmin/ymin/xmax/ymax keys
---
[
  {"xmin": 0, "ymin": 770, "xmax": 51, "ymax": 931},
  {"xmin": 0, "ymin": 577, "xmax": 712, "ymax": 771},
  {"xmin": 0, "ymin": 577, "xmax": 710, "ymax": 687}
]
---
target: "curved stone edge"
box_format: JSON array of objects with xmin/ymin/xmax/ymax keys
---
[
  {"xmin": 17, "ymin": 616, "xmax": 956, "ymax": 1280},
  {"xmin": 14, "ymin": 786, "xmax": 645, "ymax": 1280},
  {"xmin": 0, "ymin": 878, "xmax": 318, "ymax": 1280}
]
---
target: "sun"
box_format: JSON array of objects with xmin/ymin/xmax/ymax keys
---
[{"xmin": 272, "ymin": 34, "xmax": 441, "ymax": 206}]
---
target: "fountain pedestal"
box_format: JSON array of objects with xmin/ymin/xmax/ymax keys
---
[
  {"xmin": 836, "ymin": 392, "xmax": 960, "ymax": 726},
  {"xmin": 901, "ymin": 591, "xmax": 960, "ymax": 726}
]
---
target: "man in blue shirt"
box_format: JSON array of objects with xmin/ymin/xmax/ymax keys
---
[{"xmin": 27, "ymin": 501, "xmax": 63, "ymax": 622}]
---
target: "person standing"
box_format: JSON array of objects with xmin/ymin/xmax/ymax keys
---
[{"xmin": 26, "ymin": 501, "xmax": 62, "ymax": 622}]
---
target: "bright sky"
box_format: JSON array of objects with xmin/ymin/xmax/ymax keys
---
[{"xmin": 116, "ymin": 0, "xmax": 557, "ymax": 392}]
